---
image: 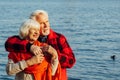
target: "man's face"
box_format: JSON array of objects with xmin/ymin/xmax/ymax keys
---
[{"xmin": 36, "ymin": 14, "xmax": 50, "ymax": 36}]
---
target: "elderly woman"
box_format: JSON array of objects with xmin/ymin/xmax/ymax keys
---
[{"xmin": 6, "ymin": 19, "xmax": 61, "ymax": 80}]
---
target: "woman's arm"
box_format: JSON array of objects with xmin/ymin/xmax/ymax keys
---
[
  {"xmin": 6, "ymin": 53, "xmax": 44, "ymax": 75},
  {"xmin": 51, "ymin": 57, "xmax": 59, "ymax": 76},
  {"xmin": 43, "ymin": 45, "xmax": 59, "ymax": 75},
  {"xmin": 6, "ymin": 59, "xmax": 28, "ymax": 75}
]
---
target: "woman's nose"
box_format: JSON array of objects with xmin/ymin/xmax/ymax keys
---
[{"xmin": 35, "ymin": 30, "xmax": 39, "ymax": 34}]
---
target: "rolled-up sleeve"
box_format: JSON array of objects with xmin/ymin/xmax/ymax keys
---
[
  {"xmin": 51, "ymin": 57, "xmax": 59, "ymax": 76},
  {"xmin": 6, "ymin": 59, "xmax": 28, "ymax": 75}
]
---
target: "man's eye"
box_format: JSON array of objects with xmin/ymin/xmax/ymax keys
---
[{"xmin": 40, "ymin": 22, "xmax": 43, "ymax": 24}]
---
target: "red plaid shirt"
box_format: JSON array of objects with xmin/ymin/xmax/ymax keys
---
[{"xmin": 5, "ymin": 29, "xmax": 76, "ymax": 68}]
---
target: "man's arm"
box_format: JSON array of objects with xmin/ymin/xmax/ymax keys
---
[
  {"xmin": 5, "ymin": 35, "xmax": 45, "ymax": 56},
  {"xmin": 56, "ymin": 35, "xmax": 76, "ymax": 68},
  {"xmin": 5, "ymin": 35, "xmax": 30, "ymax": 52}
]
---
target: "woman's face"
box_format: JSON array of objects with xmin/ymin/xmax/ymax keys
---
[{"xmin": 27, "ymin": 27, "xmax": 40, "ymax": 43}]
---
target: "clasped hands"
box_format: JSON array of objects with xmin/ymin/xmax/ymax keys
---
[{"xmin": 26, "ymin": 45, "xmax": 58, "ymax": 66}]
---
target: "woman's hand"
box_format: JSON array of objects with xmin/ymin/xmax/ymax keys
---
[
  {"xmin": 26, "ymin": 53, "xmax": 44, "ymax": 66},
  {"xmin": 42, "ymin": 45, "xmax": 58, "ymax": 60},
  {"xmin": 30, "ymin": 45, "xmax": 43, "ymax": 55}
]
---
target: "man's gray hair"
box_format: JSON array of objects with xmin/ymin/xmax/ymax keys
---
[{"xmin": 30, "ymin": 10, "xmax": 48, "ymax": 20}]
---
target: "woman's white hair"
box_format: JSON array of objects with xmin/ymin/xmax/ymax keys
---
[
  {"xmin": 29, "ymin": 10, "xmax": 48, "ymax": 20},
  {"xmin": 19, "ymin": 19, "xmax": 40, "ymax": 39}
]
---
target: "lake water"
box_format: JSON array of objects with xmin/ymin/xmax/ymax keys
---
[{"xmin": 0, "ymin": 0, "xmax": 120, "ymax": 80}]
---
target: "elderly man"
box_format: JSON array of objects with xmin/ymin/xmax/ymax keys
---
[{"xmin": 5, "ymin": 10, "xmax": 76, "ymax": 80}]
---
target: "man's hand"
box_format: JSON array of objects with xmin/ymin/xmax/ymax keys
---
[
  {"xmin": 26, "ymin": 53, "xmax": 44, "ymax": 66},
  {"xmin": 30, "ymin": 45, "xmax": 43, "ymax": 55},
  {"xmin": 44, "ymin": 45, "xmax": 58, "ymax": 60}
]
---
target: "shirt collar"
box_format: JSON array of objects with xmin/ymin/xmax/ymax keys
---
[{"xmin": 38, "ymin": 36, "xmax": 47, "ymax": 43}]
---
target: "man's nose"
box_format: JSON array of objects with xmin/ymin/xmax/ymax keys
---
[{"xmin": 43, "ymin": 23, "xmax": 47, "ymax": 28}]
